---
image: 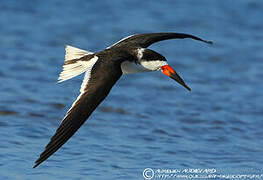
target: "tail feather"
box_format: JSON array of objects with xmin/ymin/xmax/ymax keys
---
[
  {"xmin": 58, "ymin": 45, "xmax": 94, "ymax": 83},
  {"xmin": 65, "ymin": 45, "xmax": 93, "ymax": 61}
]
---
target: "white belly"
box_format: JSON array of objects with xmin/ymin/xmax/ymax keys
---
[{"xmin": 121, "ymin": 61, "xmax": 150, "ymax": 74}]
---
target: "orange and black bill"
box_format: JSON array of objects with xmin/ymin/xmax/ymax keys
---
[{"xmin": 161, "ymin": 65, "xmax": 191, "ymax": 91}]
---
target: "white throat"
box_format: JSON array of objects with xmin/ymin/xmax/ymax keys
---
[{"xmin": 121, "ymin": 60, "xmax": 168, "ymax": 74}]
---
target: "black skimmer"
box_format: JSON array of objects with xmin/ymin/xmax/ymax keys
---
[{"xmin": 34, "ymin": 32, "xmax": 212, "ymax": 168}]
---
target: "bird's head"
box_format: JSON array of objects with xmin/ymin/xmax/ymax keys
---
[{"xmin": 137, "ymin": 48, "xmax": 191, "ymax": 91}]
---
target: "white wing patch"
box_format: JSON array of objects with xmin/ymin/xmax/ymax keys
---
[
  {"xmin": 58, "ymin": 45, "xmax": 98, "ymax": 83},
  {"xmin": 79, "ymin": 68, "xmax": 94, "ymax": 93}
]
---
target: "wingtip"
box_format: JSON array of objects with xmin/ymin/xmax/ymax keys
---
[
  {"xmin": 201, "ymin": 39, "xmax": 213, "ymax": 45},
  {"xmin": 33, "ymin": 156, "xmax": 44, "ymax": 168},
  {"xmin": 33, "ymin": 162, "xmax": 39, "ymax": 168},
  {"xmin": 206, "ymin": 40, "xmax": 213, "ymax": 45},
  {"xmin": 33, "ymin": 158, "xmax": 45, "ymax": 168}
]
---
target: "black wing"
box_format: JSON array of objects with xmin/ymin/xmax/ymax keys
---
[
  {"xmin": 110, "ymin": 32, "xmax": 213, "ymax": 48},
  {"xmin": 34, "ymin": 59, "xmax": 122, "ymax": 168}
]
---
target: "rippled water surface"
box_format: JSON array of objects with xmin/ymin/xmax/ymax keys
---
[{"xmin": 0, "ymin": 0, "xmax": 263, "ymax": 179}]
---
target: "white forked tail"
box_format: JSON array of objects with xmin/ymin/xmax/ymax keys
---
[
  {"xmin": 65, "ymin": 45, "xmax": 93, "ymax": 61},
  {"xmin": 58, "ymin": 45, "xmax": 95, "ymax": 83}
]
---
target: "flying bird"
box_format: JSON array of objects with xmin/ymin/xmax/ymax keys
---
[{"xmin": 34, "ymin": 32, "xmax": 212, "ymax": 168}]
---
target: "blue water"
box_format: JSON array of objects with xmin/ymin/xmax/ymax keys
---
[{"xmin": 0, "ymin": 0, "xmax": 263, "ymax": 179}]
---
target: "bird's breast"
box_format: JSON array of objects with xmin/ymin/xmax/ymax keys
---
[{"xmin": 121, "ymin": 60, "xmax": 150, "ymax": 74}]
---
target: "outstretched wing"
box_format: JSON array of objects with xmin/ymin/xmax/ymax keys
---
[
  {"xmin": 34, "ymin": 58, "xmax": 122, "ymax": 168},
  {"xmin": 108, "ymin": 32, "xmax": 213, "ymax": 49}
]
